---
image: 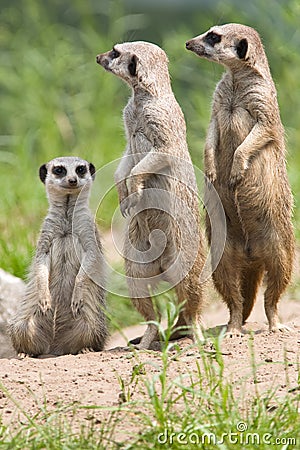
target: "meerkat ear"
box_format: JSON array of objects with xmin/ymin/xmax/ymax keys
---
[
  {"xmin": 39, "ymin": 164, "xmax": 47, "ymax": 184},
  {"xmin": 89, "ymin": 163, "xmax": 96, "ymax": 180},
  {"xmin": 128, "ymin": 54, "xmax": 138, "ymax": 76},
  {"xmin": 236, "ymin": 38, "xmax": 249, "ymax": 60}
]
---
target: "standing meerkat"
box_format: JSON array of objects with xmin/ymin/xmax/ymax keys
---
[
  {"xmin": 186, "ymin": 24, "xmax": 295, "ymax": 336},
  {"xmin": 96, "ymin": 41, "xmax": 205, "ymax": 349},
  {"xmin": 9, "ymin": 156, "xmax": 108, "ymax": 356}
]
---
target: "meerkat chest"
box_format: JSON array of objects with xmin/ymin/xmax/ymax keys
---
[
  {"xmin": 46, "ymin": 214, "xmax": 84, "ymax": 272},
  {"xmin": 49, "ymin": 234, "xmax": 83, "ymax": 291},
  {"xmin": 47, "ymin": 234, "xmax": 82, "ymax": 305},
  {"xmin": 124, "ymin": 100, "xmax": 140, "ymax": 134},
  {"xmin": 215, "ymin": 82, "xmax": 255, "ymax": 143},
  {"xmin": 124, "ymin": 103, "xmax": 153, "ymax": 157},
  {"xmin": 57, "ymin": 217, "xmax": 73, "ymax": 236}
]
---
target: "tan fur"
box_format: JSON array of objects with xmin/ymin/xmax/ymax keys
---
[
  {"xmin": 97, "ymin": 41, "xmax": 205, "ymax": 349},
  {"xmin": 186, "ymin": 24, "xmax": 295, "ymax": 335},
  {"xmin": 9, "ymin": 157, "xmax": 108, "ymax": 356}
]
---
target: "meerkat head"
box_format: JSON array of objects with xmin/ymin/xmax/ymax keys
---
[
  {"xmin": 96, "ymin": 41, "xmax": 170, "ymax": 95},
  {"xmin": 186, "ymin": 23, "xmax": 265, "ymax": 69},
  {"xmin": 39, "ymin": 157, "xmax": 96, "ymax": 195}
]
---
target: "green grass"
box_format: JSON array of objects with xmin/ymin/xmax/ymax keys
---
[{"xmin": 0, "ymin": 303, "xmax": 299, "ymax": 449}]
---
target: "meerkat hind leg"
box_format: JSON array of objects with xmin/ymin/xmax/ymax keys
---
[
  {"xmin": 131, "ymin": 297, "xmax": 160, "ymax": 350},
  {"xmin": 264, "ymin": 265, "xmax": 292, "ymax": 333},
  {"xmin": 169, "ymin": 280, "xmax": 204, "ymax": 343},
  {"xmin": 169, "ymin": 309, "xmax": 192, "ymax": 341},
  {"xmin": 241, "ymin": 266, "xmax": 264, "ymax": 324},
  {"xmin": 212, "ymin": 265, "xmax": 244, "ymax": 337},
  {"xmin": 9, "ymin": 311, "xmax": 53, "ymax": 357},
  {"xmin": 51, "ymin": 312, "xmax": 107, "ymax": 355}
]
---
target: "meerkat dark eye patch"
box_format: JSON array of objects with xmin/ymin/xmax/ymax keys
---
[
  {"xmin": 236, "ymin": 38, "xmax": 248, "ymax": 59},
  {"xmin": 110, "ymin": 48, "xmax": 120, "ymax": 59},
  {"xmin": 128, "ymin": 55, "xmax": 137, "ymax": 76},
  {"xmin": 204, "ymin": 32, "xmax": 222, "ymax": 46},
  {"xmin": 52, "ymin": 166, "xmax": 67, "ymax": 177},
  {"xmin": 76, "ymin": 165, "xmax": 87, "ymax": 177}
]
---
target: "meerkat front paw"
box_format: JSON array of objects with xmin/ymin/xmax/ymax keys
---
[
  {"xmin": 127, "ymin": 171, "xmax": 144, "ymax": 195},
  {"xmin": 120, "ymin": 175, "xmax": 144, "ymax": 217},
  {"xmin": 206, "ymin": 170, "xmax": 217, "ymax": 184},
  {"xmin": 229, "ymin": 171, "xmax": 244, "ymax": 189},
  {"xmin": 71, "ymin": 289, "xmax": 84, "ymax": 318},
  {"xmin": 128, "ymin": 174, "xmax": 144, "ymax": 197},
  {"xmin": 120, "ymin": 192, "xmax": 142, "ymax": 217},
  {"xmin": 229, "ymin": 153, "xmax": 248, "ymax": 189},
  {"xmin": 229, "ymin": 163, "xmax": 248, "ymax": 189},
  {"xmin": 205, "ymin": 170, "xmax": 217, "ymax": 190},
  {"xmin": 38, "ymin": 290, "xmax": 52, "ymax": 314}
]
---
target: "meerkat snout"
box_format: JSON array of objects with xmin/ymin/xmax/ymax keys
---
[
  {"xmin": 185, "ymin": 38, "xmax": 206, "ymax": 57},
  {"xmin": 96, "ymin": 52, "xmax": 113, "ymax": 73},
  {"xmin": 67, "ymin": 176, "xmax": 78, "ymax": 186}
]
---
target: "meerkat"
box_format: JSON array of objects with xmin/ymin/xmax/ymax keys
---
[
  {"xmin": 96, "ymin": 41, "xmax": 205, "ymax": 349},
  {"xmin": 9, "ymin": 157, "xmax": 108, "ymax": 356},
  {"xmin": 186, "ymin": 24, "xmax": 295, "ymax": 336}
]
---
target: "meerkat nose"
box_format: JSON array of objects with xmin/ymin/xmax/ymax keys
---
[
  {"xmin": 185, "ymin": 41, "xmax": 192, "ymax": 50},
  {"xmin": 68, "ymin": 177, "xmax": 77, "ymax": 186}
]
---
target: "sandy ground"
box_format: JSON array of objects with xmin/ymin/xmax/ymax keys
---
[{"xmin": 0, "ymin": 289, "xmax": 299, "ymax": 440}]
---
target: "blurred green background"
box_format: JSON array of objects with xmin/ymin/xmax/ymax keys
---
[{"xmin": 0, "ymin": 0, "xmax": 299, "ymax": 327}]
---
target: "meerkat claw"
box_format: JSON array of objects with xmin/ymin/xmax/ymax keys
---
[
  {"xmin": 269, "ymin": 323, "xmax": 292, "ymax": 334},
  {"xmin": 71, "ymin": 298, "xmax": 83, "ymax": 318},
  {"xmin": 228, "ymin": 173, "xmax": 243, "ymax": 190}
]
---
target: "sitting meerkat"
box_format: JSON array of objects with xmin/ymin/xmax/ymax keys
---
[
  {"xmin": 96, "ymin": 41, "xmax": 205, "ymax": 349},
  {"xmin": 9, "ymin": 156, "xmax": 108, "ymax": 356},
  {"xmin": 186, "ymin": 24, "xmax": 295, "ymax": 336}
]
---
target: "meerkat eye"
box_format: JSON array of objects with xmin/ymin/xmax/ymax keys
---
[
  {"xmin": 204, "ymin": 32, "xmax": 222, "ymax": 46},
  {"xmin": 76, "ymin": 165, "xmax": 87, "ymax": 177},
  {"xmin": 52, "ymin": 166, "xmax": 67, "ymax": 177},
  {"xmin": 110, "ymin": 48, "xmax": 120, "ymax": 59}
]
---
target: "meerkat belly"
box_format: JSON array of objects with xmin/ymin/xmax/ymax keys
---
[
  {"xmin": 49, "ymin": 234, "xmax": 83, "ymax": 306},
  {"xmin": 215, "ymin": 107, "xmax": 252, "ymax": 182},
  {"xmin": 236, "ymin": 149, "xmax": 286, "ymax": 234},
  {"xmin": 214, "ymin": 102, "xmax": 257, "ymax": 221},
  {"xmin": 219, "ymin": 106, "xmax": 254, "ymax": 148},
  {"xmin": 126, "ymin": 208, "xmax": 175, "ymax": 269},
  {"xmin": 130, "ymin": 130, "xmax": 152, "ymax": 164}
]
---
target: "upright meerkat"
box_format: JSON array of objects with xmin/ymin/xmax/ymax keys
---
[
  {"xmin": 9, "ymin": 157, "xmax": 108, "ymax": 356},
  {"xmin": 96, "ymin": 41, "xmax": 205, "ymax": 349},
  {"xmin": 186, "ymin": 24, "xmax": 295, "ymax": 335}
]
